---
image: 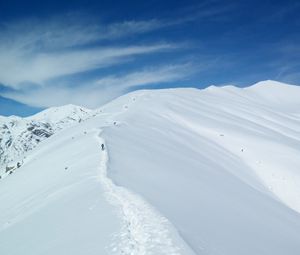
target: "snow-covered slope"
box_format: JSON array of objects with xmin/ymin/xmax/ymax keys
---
[
  {"xmin": 30, "ymin": 104, "xmax": 93, "ymax": 129},
  {"xmin": 0, "ymin": 80, "xmax": 300, "ymax": 255},
  {"xmin": 0, "ymin": 105, "xmax": 92, "ymax": 177}
]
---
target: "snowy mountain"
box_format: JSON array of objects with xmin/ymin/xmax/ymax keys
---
[
  {"xmin": 0, "ymin": 80, "xmax": 300, "ymax": 255},
  {"xmin": 0, "ymin": 105, "xmax": 92, "ymax": 178}
]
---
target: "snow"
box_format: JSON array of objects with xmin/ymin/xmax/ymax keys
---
[
  {"xmin": 95, "ymin": 130, "xmax": 194, "ymax": 255},
  {"xmin": 0, "ymin": 104, "xmax": 92, "ymax": 176},
  {"xmin": 100, "ymin": 86, "xmax": 300, "ymax": 254},
  {"xmin": 0, "ymin": 126, "xmax": 120, "ymax": 254},
  {"xmin": 1, "ymin": 80, "xmax": 300, "ymax": 254},
  {"xmin": 29, "ymin": 104, "xmax": 92, "ymax": 127}
]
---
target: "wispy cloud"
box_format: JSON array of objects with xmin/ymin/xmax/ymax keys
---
[
  {"xmin": 2, "ymin": 64, "xmax": 193, "ymax": 108},
  {"xmin": 0, "ymin": 15, "xmax": 174, "ymax": 88},
  {"xmin": 0, "ymin": 13, "xmax": 198, "ymax": 109},
  {"xmin": 164, "ymin": 0, "xmax": 237, "ymax": 25},
  {"xmin": 0, "ymin": 43, "xmax": 174, "ymax": 88},
  {"xmin": 94, "ymin": 64, "xmax": 192, "ymax": 89},
  {"xmin": 0, "ymin": 14, "xmax": 164, "ymax": 50}
]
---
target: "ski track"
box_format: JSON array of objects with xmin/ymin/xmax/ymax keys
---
[{"xmin": 95, "ymin": 130, "xmax": 185, "ymax": 255}]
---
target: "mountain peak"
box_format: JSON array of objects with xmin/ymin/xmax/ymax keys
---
[
  {"xmin": 29, "ymin": 104, "xmax": 92, "ymax": 124},
  {"xmin": 250, "ymin": 80, "xmax": 297, "ymax": 88}
]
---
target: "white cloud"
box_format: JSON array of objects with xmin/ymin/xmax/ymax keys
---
[
  {"xmin": 0, "ymin": 14, "xmax": 196, "ymax": 109},
  {"xmin": 0, "ymin": 15, "xmax": 172, "ymax": 89},
  {"xmin": 94, "ymin": 64, "xmax": 192, "ymax": 89},
  {"xmin": 0, "ymin": 44, "xmax": 174, "ymax": 88},
  {"xmin": 1, "ymin": 64, "xmax": 193, "ymax": 108},
  {"xmin": 0, "ymin": 15, "xmax": 163, "ymax": 51}
]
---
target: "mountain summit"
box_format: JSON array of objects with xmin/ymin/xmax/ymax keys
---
[{"xmin": 1, "ymin": 81, "xmax": 300, "ymax": 255}]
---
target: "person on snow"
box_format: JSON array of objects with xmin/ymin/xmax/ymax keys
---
[{"xmin": 101, "ymin": 144, "xmax": 105, "ymax": 151}]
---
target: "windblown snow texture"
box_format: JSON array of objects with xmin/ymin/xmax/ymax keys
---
[{"xmin": 0, "ymin": 80, "xmax": 300, "ymax": 255}]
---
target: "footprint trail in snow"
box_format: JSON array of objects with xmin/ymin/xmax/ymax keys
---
[{"xmin": 95, "ymin": 130, "xmax": 195, "ymax": 255}]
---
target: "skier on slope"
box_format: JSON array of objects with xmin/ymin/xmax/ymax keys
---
[{"xmin": 101, "ymin": 144, "xmax": 105, "ymax": 151}]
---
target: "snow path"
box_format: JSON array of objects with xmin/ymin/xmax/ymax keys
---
[{"xmin": 95, "ymin": 130, "xmax": 194, "ymax": 255}]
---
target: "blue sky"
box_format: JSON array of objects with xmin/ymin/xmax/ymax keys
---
[{"xmin": 0, "ymin": 0, "xmax": 299, "ymax": 116}]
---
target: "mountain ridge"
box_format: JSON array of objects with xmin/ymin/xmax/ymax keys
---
[
  {"xmin": 1, "ymin": 80, "xmax": 300, "ymax": 254},
  {"xmin": 1, "ymin": 80, "xmax": 300, "ymax": 178}
]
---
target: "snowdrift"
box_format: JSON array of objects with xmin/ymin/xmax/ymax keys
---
[{"xmin": 0, "ymin": 80, "xmax": 300, "ymax": 255}]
